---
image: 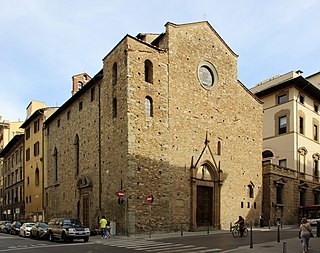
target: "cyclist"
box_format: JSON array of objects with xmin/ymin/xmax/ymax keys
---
[{"xmin": 235, "ymin": 216, "xmax": 245, "ymax": 237}]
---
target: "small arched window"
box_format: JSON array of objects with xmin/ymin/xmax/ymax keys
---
[
  {"xmin": 78, "ymin": 81, "xmax": 83, "ymax": 90},
  {"xmin": 145, "ymin": 96, "xmax": 153, "ymax": 118},
  {"xmin": 112, "ymin": 97, "xmax": 117, "ymax": 118},
  {"xmin": 53, "ymin": 147, "xmax": 58, "ymax": 182},
  {"xmin": 35, "ymin": 168, "xmax": 39, "ymax": 186},
  {"xmin": 248, "ymin": 185, "xmax": 254, "ymax": 198},
  {"xmin": 262, "ymin": 150, "xmax": 274, "ymax": 158},
  {"xmin": 75, "ymin": 134, "xmax": 80, "ymax": 175},
  {"xmin": 112, "ymin": 62, "xmax": 117, "ymax": 86},
  {"xmin": 144, "ymin": 60, "xmax": 153, "ymax": 83}
]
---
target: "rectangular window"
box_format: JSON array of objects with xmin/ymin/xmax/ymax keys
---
[
  {"xmin": 26, "ymin": 127, "xmax": 30, "ymax": 140},
  {"xmin": 279, "ymin": 159, "xmax": 287, "ymax": 168},
  {"xmin": 79, "ymin": 101, "xmax": 83, "ymax": 111},
  {"xmin": 34, "ymin": 119, "xmax": 40, "ymax": 133},
  {"xmin": 299, "ymin": 116, "xmax": 304, "ymax": 134},
  {"xmin": 276, "ymin": 184, "xmax": 284, "ymax": 204},
  {"xmin": 299, "ymin": 94, "xmax": 305, "ymax": 104},
  {"xmin": 279, "ymin": 116, "xmax": 287, "ymax": 134},
  {"xmin": 300, "ymin": 190, "xmax": 306, "ymax": 206},
  {"xmin": 34, "ymin": 142, "xmax": 40, "ymax": 156},
  {"xmin": 314, "ymin": 124, "xmax": 319, "ymax": 141},
  {"xmin": 67, "ymin": 111, "xmax": 70, "ymax": 120},
  {"xmin": 314, "ymin": 160, "xmax": 319, "ymax": 180},
  {"xmin": 57, "ymin": 119, "xmax": 60, "ymax": 127},
  {"xmin": 277, "ymin": 94, "xmax": 287, "ymax": 104},
  {"xmin": 314, "ymin": 192, "xmax": 320, "ymax": 205},
  {"xmin": 26, "ymin": 148, "xmax": 30, "ymax": 161},
  {"xmin": 314, "ymin": 103, "xmax": 319, "ymax": 113}
]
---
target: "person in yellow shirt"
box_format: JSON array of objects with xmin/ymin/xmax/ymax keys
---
[{"xmin": 99, "ymin": 215, "xmax": 108, "ymax": 239}]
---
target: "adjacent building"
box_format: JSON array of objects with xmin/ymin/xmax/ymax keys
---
[
  {"xmin": 0, "ymin": 134, "xmax": 24, "ymax": 221},
  {"xmin": 250, "ymin": 70, "xmax": 320, "ymax": 225},
  {"xmin": 20, "ymin": 101, "xmax": 58, "ymax": 222},
  {"xmin": 0, "ymin": 118, "xmax": 24, "ymax": 220},
  {"xmin": 44, "ymin": 21, "xmax": 263, "ymax": 234}
]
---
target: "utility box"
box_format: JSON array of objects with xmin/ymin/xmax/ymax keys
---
[{"xmin": 110, "ymin": 221, "xmax": 116, "ymax": 236}]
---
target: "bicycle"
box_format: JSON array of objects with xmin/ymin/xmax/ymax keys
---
[{"xmin": 231, "ymin": 224, "xmax": 248, "ymax": 238}]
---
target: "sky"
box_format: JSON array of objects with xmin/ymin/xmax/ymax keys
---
[{"xmin": 1, "ymin": 0, "xmax": 319, "ymax": 122}]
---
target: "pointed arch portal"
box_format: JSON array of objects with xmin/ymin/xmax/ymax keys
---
[{"xmin": 191, "ymin": 161, "xmax": 221, "ymax": 230}]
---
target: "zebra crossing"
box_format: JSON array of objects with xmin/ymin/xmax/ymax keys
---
[{"xmin": 96, "ymin": 237, "xmax": 222, "ymax": 252}]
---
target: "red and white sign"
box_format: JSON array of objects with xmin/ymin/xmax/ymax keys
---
[
  {"xmin": 147, "ymin": 195, "xmax": 153, "ymax": 203},
  {"xmin": 118, "ymin": 190, "xmax": 125, "ymax": 198}
]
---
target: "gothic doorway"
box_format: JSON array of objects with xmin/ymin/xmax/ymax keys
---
[
  {"xmin": 196, "ymin": 186, "xmax": 213, "ymax": 226},
  {"xmin": 191, "ymin": 162, "xmax": 221, "ymax": 230}
]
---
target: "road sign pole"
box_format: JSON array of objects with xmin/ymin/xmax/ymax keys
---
[{"xmin": 149, "ymin": 203, "xmax": 151, "ymax": 238}]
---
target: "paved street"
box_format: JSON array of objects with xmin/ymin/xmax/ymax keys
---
[{"xmin": 1, "ymin": 226, "xmax": 320, "ymax": 252}]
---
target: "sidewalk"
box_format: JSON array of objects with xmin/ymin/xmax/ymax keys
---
[
  {"xmin": 91, "ymin": 226, "xmax": 320, "ymax": 253},
  {"xmin": 224, "ymin": 236, "xmax": 320, "ymax": 253}
]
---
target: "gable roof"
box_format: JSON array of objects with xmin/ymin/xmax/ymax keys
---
[{"xmin": 165, "ymin": 21, "xmax": 238, "ymax": 58}]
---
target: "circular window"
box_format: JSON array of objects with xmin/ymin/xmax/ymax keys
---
[{"xmin": 198, "ymin": 61, "xmax": 218, "ymax": 89}]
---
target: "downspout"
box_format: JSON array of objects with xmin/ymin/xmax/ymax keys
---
[{"xmin": 98, "ymin": 80, "xmax": 102, "ymax": 210}]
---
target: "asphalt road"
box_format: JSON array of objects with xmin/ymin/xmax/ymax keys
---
[{"xmin": 0, "ymin": 229, "xmax": 299, "ymax": 253}]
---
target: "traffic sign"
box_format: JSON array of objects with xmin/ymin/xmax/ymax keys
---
[
  {"xmin": 118, "ymin": 190, "xmax": 125, "ymax": 198},
  {"xmin": 147, "ymin": 195, "xmax": 153, "ymax": 203}
]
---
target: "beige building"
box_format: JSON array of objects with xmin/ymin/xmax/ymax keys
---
[
  {"xmin": 0, "ymin": 134, "xmax": 24, "ymax": 221},
  {"xmin": 44, "ymin": 21, "xmax": 263, "ymax": 234},
  {"xmin": 0, "ymin": 118, "xmax": 24, "ymax": 220},
  {"xmin": 20, "ymin": 101, "xmax": 58, "ymax": 222},
  {"xmin": 250, "ymin": 70, "xmax": 320, "ymax": 225}
]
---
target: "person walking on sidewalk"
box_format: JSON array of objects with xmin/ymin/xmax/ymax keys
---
[
  {"xmin": 299, "ymin": 217, "xmax": 313, "ymax": 253},
  {"xmin": 99, "ymin": 215, "xmax": 108, "ymax": 239}
]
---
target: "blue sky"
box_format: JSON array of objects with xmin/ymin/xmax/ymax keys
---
[{"xmin": 1, "ymin": 0, "xmax": 319, "ymax": 122}]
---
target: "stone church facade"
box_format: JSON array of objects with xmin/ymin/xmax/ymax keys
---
[{"xmin": 44, "ymin": 21, "xmax": 263, "ymax": 234}]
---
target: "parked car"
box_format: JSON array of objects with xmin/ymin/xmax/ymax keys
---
[
  {"xmin": 47, "ymin": 218, "xmax": 90, "ymax": 242},
  {"xmin": 2, "ymin": 222, "xmax": 11, "ymax": 234},
  {"xmin": 10, "ymin": 221, "xmax": 23, "ymax": 235},
  {"xmin": 0, "ymin": 220, "xmax": 11, "ymax": 233},
  {"xmin": 19, "ymin": 222, "xmax": 35, "ymax": 237},
  {"xmin": 30, "ymin": 222, "xmax": 48, "ymax": 239}
]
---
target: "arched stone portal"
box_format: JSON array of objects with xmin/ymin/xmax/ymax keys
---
[{"xmin": 191, "ymin": 161, "xmax": 221, "ymax": 230}]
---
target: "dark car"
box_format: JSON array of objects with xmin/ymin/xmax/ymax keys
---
[
  {"xmin": 47, "ymin": 218, "xmax": 90, "ymax": 243},
  {"xmin": 0, "ymin": 221, "xmax": 11, "ymax": 233},
  {"xmin": 3, "ymin": 222, "xmax": 11, "ymax": 234},
  {"xmin": 10, "ymin": 221, "xmax": 23, "ymax": 235}
]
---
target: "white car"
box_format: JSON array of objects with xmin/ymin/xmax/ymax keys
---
[{"xmin": 19, "ymin": 223, "xmax": 35, "ymax": 237}]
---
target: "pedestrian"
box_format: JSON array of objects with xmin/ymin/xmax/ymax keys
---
[
  {"xmin": 260, "ymin": 213, "xmax": 264, "ymax": 227},
  {"xmin": 99, "ymin": 215, "xmax": 108, "ymax": 239},
  {"xmin": 299, "ymin": 217, "xmax": 313, "ymax": 253},
  {"xmin": 235, "ymin": 216, "xmax": 245, "ymax": 237},
  {"xmin": 106, "ymin": 219, "xmax": 111, "ymax": 238}
]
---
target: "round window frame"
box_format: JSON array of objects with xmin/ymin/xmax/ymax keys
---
[{"xmin": 197, "ymin": 61, "xmax": 218, "ymax": 90}]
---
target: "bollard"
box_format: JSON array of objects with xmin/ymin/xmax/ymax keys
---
[
  {"xmin": 181, "ymin": 224, "xmax": 183, "ymax": 236},
  {"xmin": 250, "ymin": 222, "xmax": 253, "ymax": 249},
  {"xmin": 277, "ymin": 224, "xmax": 280, "ymax": 243},
  {"xmin": 207, "ymin": 224, "xmax": 210, "ymax": 235},
  {"xmin": 268, "ymin": 219, "xmax": 271, "ymax": 229},
  {"xmin": 283, "ymin": 241, "xmax": 287, "ymax": 253}
]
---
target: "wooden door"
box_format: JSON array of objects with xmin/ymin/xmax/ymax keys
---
[
  {"xmin": 82, "ymin": 196, "xmax": 89, "ymax": 227},
  {"xmin": 196, "ymin": 186, "xmax": 213, "ymax": 226}
]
